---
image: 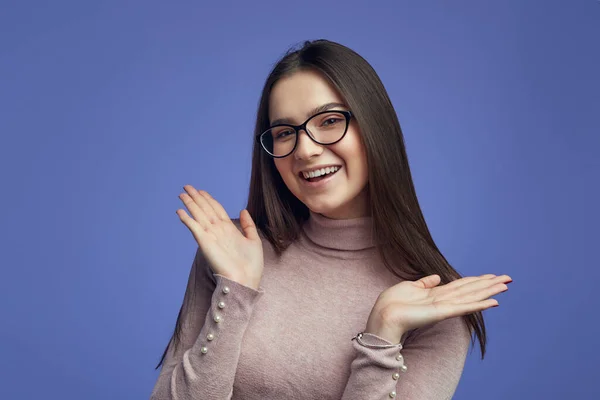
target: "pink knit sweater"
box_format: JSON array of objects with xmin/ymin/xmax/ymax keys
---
[{"xmin": 151, "ymin": 211, "xmax": 471, "ymax": 399}]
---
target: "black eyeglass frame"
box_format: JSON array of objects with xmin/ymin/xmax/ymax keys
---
[{"xmin": 256, "ymin": 110, "xmax": 353, "ymax": 158}]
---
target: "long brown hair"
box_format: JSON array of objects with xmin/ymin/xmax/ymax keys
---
[{"xmin": 157, "ymin": 39, "xmax": 487, "ymax": 369}]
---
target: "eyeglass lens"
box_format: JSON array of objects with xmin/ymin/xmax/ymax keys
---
[{"xmin": 260, "ymin": 111, "xmax": 347, "ymax": 157}]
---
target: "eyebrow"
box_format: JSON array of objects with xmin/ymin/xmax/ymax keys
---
[{"xmin": 270, "ymin": 102, "xmax": 348, "ymax": 127}]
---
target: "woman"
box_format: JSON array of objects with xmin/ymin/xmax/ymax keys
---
[{"xmin": 151, "ymin": 39, "xmax": 511, "ymax": 400}]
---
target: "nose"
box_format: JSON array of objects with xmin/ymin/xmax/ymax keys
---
[{"xmin": 294, "ymin": 129, "xmax": 323, "ymax": 160}]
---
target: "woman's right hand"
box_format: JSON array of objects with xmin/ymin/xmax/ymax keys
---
[{"xmin": 176, "ymin": 185, "xmax": 264, "ymax": 290}]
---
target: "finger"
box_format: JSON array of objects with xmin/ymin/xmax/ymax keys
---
[
  {"xmin": 455, "ymin": 282, "xmax": 508, "ymax": 304},
  {"xmin": 431, "ymin": 275, "xmax": 495, "ymax": 299},
  {"xmin": 179, "ymin": 192, "xmax": 211, "ymax": 229},
  {"xmin": 198, "ymin": 190, "xmax": 230, "ymax": 221},
  {"xmin": 451, "ymin": 275, "xmax": 512, "ymax": 297},
  {"xmin": 414, "ymin": 274, "xmax": 441, "ymax": 289},
  {"xmin": 239, "ymin": 209, "xmax": 260, "ymax": 241},
  {"xmin": 442, "ymin": 274, "xmax": 497, "ymax": 291},
  {"xmin": 176, "ymin": 208, "xmax": 211, "ymax": 245},
  {"xmin": 184, "ymin": 186, "xmax": 219, "ymax": 224},
  {"xmin": 437, "ymin": 299, "xmax": 500, "ymax": 319}
]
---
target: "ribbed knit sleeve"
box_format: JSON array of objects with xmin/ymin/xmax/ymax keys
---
[
  {"xmin": 341, "ymin": 317, "xmax": 471, "ymax": 400},
  {"xmin": 150, "ymin": 247, "xmax": 265, "ymax": 400}
]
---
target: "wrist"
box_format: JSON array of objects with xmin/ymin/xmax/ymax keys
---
[{"xmin": 365, "ymin": 312, "xmax": 405, "ymax": 344}]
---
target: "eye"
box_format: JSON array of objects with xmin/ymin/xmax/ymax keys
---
[
  {"xmin": 322, "ymin": 117, "xmax": 342, "ymax": 127},
  {"xmin": 273, "ymin": 128, "xmax": 295, "ymax": 139}
]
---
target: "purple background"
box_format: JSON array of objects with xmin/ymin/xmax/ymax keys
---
[{"xmin": 1, "ymin": 0, "xmax": 598, "ymax": 399}]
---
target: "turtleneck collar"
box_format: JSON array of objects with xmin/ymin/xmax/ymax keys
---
[{"xmin": 301, "ymin": 210, "xmax": 376, "ymax": 251}]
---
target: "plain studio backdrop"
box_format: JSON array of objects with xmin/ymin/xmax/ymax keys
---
[{"xmin": 1, "ymin": 1, "xmax": 598, "ymax": 399}]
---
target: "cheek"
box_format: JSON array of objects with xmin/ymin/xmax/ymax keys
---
[
  {"xmin": 340, "ymin": 138, "xmax": 368, "ymax": 180},
  {"xmin": 350, "ymin": 155, "xmax": 369, "ymax": 186},
  {"xmin": 274, "ymin": 159, "xmax": 296, "ymax": 182},
  {"xmin": 358, "ymin": 146, "xmax": 369, "ymax": 180}
]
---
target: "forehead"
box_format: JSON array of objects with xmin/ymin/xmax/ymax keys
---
[{"xmin": 268, "ymin": 69, "xmax": 345, "ymax": 124}]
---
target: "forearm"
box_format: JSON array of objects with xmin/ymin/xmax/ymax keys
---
[
  {"xmin": 341, "ymin": 331, "xmax": 407, "ymax": 400},
  {"xmin": 151, "ymin": 275, "xmax": 264, "ymax": 400},
  {"xmin": 346, "ymin": 317, "xmax": 471, "ymax": 400}
]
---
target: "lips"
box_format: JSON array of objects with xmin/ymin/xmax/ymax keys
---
[
  {"xmin": 298, "ymin": 166, "xmax": 342, "ymax": 188},
  {"xmin": 305, "ymin": 168, "xmax": 339, "ymax": 181},
  {"xmin": 298, "ymin": 165, "xmax": 342, "ymax": 179}
]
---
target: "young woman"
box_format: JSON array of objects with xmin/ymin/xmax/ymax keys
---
[{"xmin": 151, "ymin": 39, "xmax": 511, "ymax": 400}]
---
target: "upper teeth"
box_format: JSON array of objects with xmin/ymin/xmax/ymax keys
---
[{"xmin": 302, "ymin": 166, "xmax": 340, "ymax": 179}]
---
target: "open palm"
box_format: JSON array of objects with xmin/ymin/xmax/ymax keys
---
[
  {"xmin": 374, "ymin": 274, "xmax": 512, "ymax": 334},
  {"xmin": 176, "ymin": 185, "xmax": 264, "ymax": 290}
]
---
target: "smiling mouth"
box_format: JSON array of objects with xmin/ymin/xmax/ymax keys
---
[{"xmin": 300, "ymin": 167, "xmax": 341, "ymax": 182}]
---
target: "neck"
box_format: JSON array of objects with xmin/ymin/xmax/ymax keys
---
[{"xmin": 302, "ymin": 209, "xmax": 376, "ymax": 251}]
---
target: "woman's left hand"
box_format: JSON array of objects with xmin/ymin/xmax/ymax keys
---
[{"xmin": 366, "ymin": 274, "xmax": 512, "ymax": 342}]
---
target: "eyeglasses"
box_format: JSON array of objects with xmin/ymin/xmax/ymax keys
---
[{"xmin": 256, "ymin": 110, "xmax": 353, "ymax": 158}]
